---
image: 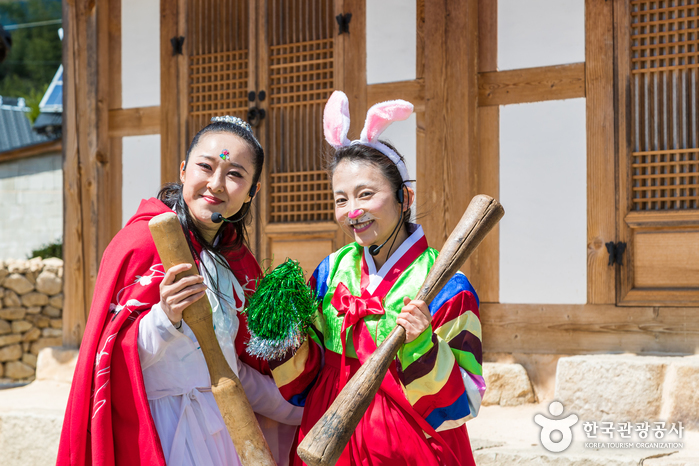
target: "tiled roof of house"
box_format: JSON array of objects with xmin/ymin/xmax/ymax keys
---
[{"xmin": 0, "ymin": 97, "xmax": 53, "ymax": 153}]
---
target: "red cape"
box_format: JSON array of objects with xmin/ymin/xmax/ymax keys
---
[{"xmin": 57, "ymin": 198, "xmax": 267, "ymax": 466}]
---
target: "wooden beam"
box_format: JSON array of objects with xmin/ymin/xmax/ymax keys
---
[
  {"xmin": 177, "ymin": 0, "xmax": 188, "ymax": 166},
  {"xmin": 478, "ymin": 63, "xmax": 586, "ymax": 107},
  {"xmin": 366, "ymin": 79, "xmax": 424, "ymax": 111},
  {"xmin": 160, "ymin": 0, "xmax": 184, "ymax": 185},
  {"xmin": 93, "ymin": 0, "xmax": 112, "ymax": 261},
  {"xmin": 253, "ymin": 0, "xmax": 267, "ymax": 262},
  {"xmin": 62, "ymin": 0, "xmax": 85, "ymax": 348},
  {"xmin": 62, "ymin": 0, "xmax": 112, "ymax": 347},
  {"xmin": 0, "ymin": 139, "xmax": 62, "ymax": 164},
  {"xmin": 108, "ymin": 106, "xmax": 161, "ymax": 137},
  {"xmin": 265, "ymin": 221, "xmax": 340, "ymax": 235},
  {"xmin": 415, "ymin": 0, "xmax": 425, "ymax": 248},
  {"xmin": 421, "ymin": 0, "xmax": 479, "ymax": 264},
  {"xmin": 472, "ymin": 0, "xmax": 499, "ymax": 302},
  {"xmin": 615, "ymin": 0, "xmax": 635, "ymax": 305},
  {"xmin": 416, "ymin": 0, "xmax": 424, "ymax": 80},
  {"xmin": 107, "ymin": 0, "xmax": 122, "ymax": 239},
  {"xmin": 482, "ymin": 303, "xmax": 699, "ymax": 355},
  {"xmin": 339, "ymin": 0, "xmax": 367, "ymax": 141},
  {"xmin": 625, "ymin": 210, "xmax": 699, "ymax": 228},
  {"xmin": 586, "ymin": 0, "xmax": 616, "ymax": 304}
]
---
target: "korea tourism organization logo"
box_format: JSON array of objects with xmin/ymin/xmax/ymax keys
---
[
  {"xmin": 534, "ymin": 401, "xmax": 579, "ymax": 452},
  {"xmin": 534, "ymin": 402, "xmax": 685, "ymax": 453}
]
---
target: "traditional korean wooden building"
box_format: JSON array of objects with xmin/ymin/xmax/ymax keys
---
[{"xmin": 61, "ymin": 0, "xmax": 699, "ymax": 395}]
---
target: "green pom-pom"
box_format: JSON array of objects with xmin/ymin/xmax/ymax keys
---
[{"xmin": 243, "ymin": 259, "xmax": 318, "ymax": 360}]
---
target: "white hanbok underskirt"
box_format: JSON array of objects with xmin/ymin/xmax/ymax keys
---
[{"xmin": 138, "ymin": 252, "xmax": 302, "ymax": 466}]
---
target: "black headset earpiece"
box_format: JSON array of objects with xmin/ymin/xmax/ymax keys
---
[
  {"xmin": 249, "ymin": 184, "xmax": 257, "ymax": 199},
  {"xmin": 396, "ymin": 183, "xmax": 406, "ymax": 206}
]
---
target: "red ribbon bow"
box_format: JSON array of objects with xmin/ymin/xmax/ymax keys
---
[
  {"xmin": 331, "ymin": 282, "xmax": 385, "ymax": 335},
  {"xmin": 331, "ymin": 282, "xmax": 385, "ymax": 388}
]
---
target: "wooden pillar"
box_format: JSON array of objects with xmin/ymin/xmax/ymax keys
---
[
  {"xmin": 416, "ymin": 0, "xmax": 425, "ymax": 197},
  {"xmin": 585, "ymin": 0, "xmax": 616, "ymax": 304},
  {"xmin": 107, "ymin": 0, "xmax": 123, "ymax": 256},
  {"xmin": 336, "ymin": 0, "xmax": 367, "ymax": 140},
  {"xmin": 62, "ymin": 0, "xmax": 113, "ymax": 347},
  {"xmin": 420, "ymin": 0, "xmax": 479, "ymax": 261},
  {"xmin": 160, "ymin": 0, "xmax": 186, "ymax": 185},
  {"xmin": 472, "ymin": 0, "xmax": 498, "ymax": 302},
  {"xmin": 251, "ymin": 0, "xmax": 267, "ymax": 260}
]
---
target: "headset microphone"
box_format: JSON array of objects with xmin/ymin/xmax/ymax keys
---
[
  {"xmin": 368, "ymin": 209, "xmax": 404, "ymax": 256},
  {"xmin": 211, "ymin": 212, "xmax": 226, "ymax": 223},
  {"xmin": 368, "ymin": 185, "xmax": 407, "ymax": 257},
  {"xmin": 210, "ymin": 184, "xmax": 258, "ymax": 224}
]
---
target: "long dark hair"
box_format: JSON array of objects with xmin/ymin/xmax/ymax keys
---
[
  {"xmin": 327, "ymin": 141, "xmax": 413, "ymax": 229},
  {"xmin": 158, "ymin": 119, "xmax": 264, "ymax": 263}
]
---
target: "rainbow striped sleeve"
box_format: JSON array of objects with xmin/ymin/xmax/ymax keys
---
[
  {"xmin": 396, "ymin": 273, "xmax": 485, "ymax": 432},
  {"xmin": 269, "ymin": 256, "xmax": 330, "ymax": 407}
]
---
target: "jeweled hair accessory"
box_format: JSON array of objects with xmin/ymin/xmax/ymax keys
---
[
  {"xmin": 211, "ymin": 115, "xmax": 252, "ymax": 133},
  {"xmin": 323, "ymin": 90, "xmax": 413, "ymax": 185}
]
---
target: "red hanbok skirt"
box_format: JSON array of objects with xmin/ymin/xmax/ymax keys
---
[{"xmin": 293, "ymin": 351, "xmax": 477, "ymax": 466}]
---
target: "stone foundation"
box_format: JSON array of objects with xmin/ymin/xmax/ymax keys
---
[
  {"xmin": 482, "ymin": 362, "xmax": 536, "ymax": 406},
  {"xmin": 556, "ymin": 354, "xmax": 699, "ymax": 429},
  {"xmin": 0, "ymin": 257, "xmax": 63, "ymax": 383}
]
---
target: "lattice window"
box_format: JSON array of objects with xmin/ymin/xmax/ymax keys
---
[
  {"xmin": 267, "ymin": 0, "xmax": 334, "ymax": 222},
  {"xmin": 187, "ymin": 0, "xmax": 249, "ymax": 137},
  {"xmin": 631, "ymin": 0, "xmax": 699, "ymax": 210},
  {"xmin": 269, "ymin": 171, "xmax": 334, "ymax": 223}
]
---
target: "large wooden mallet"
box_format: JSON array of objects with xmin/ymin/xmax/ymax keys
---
[
  {"xmin": 297, "ymin": 194, "xmax": 504, "ymax": 466},
  {"xmin": 149, "ymin": 212, "xmax": 276, "ymax": 466}
]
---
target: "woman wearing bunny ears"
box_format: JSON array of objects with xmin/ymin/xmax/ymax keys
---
[{"xmin": 269, "ymin": 91, "xmax": 484, "ymax": 465}]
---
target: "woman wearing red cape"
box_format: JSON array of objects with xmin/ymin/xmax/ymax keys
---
[{"xmin": 57, "ymin": 117, "xmax": 301, "ymax": 466}]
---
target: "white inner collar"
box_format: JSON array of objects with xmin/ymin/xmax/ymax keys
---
[{"xmin": 363, "ymin": 224, "xmax": 424, "ymax": 295}]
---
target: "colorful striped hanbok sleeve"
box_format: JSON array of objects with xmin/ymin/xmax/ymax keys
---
[
  {"xmin": 268, "ymin": 256, "xmax": 330, "ymax": 407},
  {"xmin": 396, "ymin": 272, "xmax": 485, "ymax": 432}
]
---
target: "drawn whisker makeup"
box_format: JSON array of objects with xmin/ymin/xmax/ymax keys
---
[{"xmin": 344, "ymin": 212, "xmax": 378, "ymax": 226}]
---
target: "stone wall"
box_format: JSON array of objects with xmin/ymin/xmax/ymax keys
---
[{"xmin": 0, "ymin": 257, "xmax": 63, "ymax": 383}]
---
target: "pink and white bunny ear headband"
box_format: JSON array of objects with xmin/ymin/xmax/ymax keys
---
[{"xmin": 323, "ymin": 90, "xmax": 413, "ymax": 185}]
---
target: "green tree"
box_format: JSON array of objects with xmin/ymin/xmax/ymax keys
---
[{"xmin": 0, "ymin": 0, "xmax": 62, "ymax": 106}]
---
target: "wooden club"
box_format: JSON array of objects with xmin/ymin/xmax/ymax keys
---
[
  {"xmin": 297, "ymin": 194, "xmax": 505, "ymax": 466},
  {"xmin": 149, "ymin": 212, "xmax": 276, "ymax": 466}
]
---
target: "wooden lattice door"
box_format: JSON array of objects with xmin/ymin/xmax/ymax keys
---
[
  {"xmin": 617, "ymin": 0, "xmax": 699, "ymax": 305},
  {"xmin": 181, "ymin": 0, "xmax": 345, "ymax": 272},
  {"xmin": 255, "ymin": 0, "xmax": 344, "ymax": 272}
]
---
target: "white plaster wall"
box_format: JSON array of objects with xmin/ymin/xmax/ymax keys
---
[
  {"xmin": 0, "ymin": 154, "xmax": 63, "ymax": 260},
  {"xmin": 499, "ymin": 99, "xmax": 587, "ymax": 304},
  {"xmin": 122, "ymin": 135, "xmax": 162, "ymax": 226},
  {"xmin": 122, "ymin": 0, "xmax": 160, "ymax": 108},
  {"xmin": 366, "ymin": 0, "xmax": 417, "ymax": 205},
  {"xmin": 366, "ymin": 0, "xmax": 416, "ymax": 84},
  {"xmin": 377, "ymin": 112, "xmax": 417, "ymax": 184},
  {"xmin": 498, "ymin": 0, "xmax": 585, "ymax": 71}
]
